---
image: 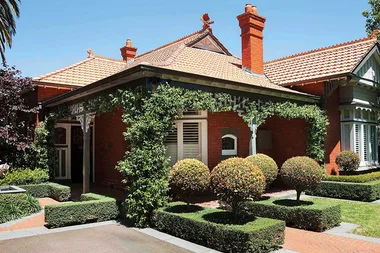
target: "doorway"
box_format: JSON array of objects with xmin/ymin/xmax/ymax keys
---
[{"xmin": 70, "ymin": 126, "xmax": 93, "ymax": 183}]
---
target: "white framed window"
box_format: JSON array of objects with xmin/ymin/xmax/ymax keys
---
[
  {"xmin": 54, "ymin": 124, "xmax": 71, "ymax": 179},
  {"xmin": 222, "ymin": 134, "xmax": 237, "ymax": 156},
  {"xmin": 165, "ymin": 113, "xmax": 208, "ymax": 166}
]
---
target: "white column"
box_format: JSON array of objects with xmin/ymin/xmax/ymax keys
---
[{"xmin": 249, "ymin": 120, "xmax": 257, "ymax": 156}]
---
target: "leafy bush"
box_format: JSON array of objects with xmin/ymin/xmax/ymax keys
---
[
  {"xmin": 280, "ymin": 156, "xmax": 324, "ymax": 201},
  {"xmin": 0, "ymin": 168, "xmax": 49, "ymax": 186},
  {"xmin": 169, "ymin": 159, "xmax": 210, "ymax": 204},
  {"xmin": 246, "ymin": 154, "xmax": 278, "ymax": 187},
  {"xmin": 242, "ymin": 197, "xmax": 341, "ymax": 231},
  {"xmin": 210, "ymin": 157, "xmax": 265, "ymax": 214},
  {"xmin": 20, "ymin": 183, "xmax": 71, "ymax": 201},
  {"xmin": 0, "ymin": 193, "xmax": 41, "ymax": 223},
  {"xmin": 153, "ymin": 202, "xmax": 285, "ymax": 253},
  {"xmin": 335, "ymin": 151, "xmax": 360, "ymax": 172},
  {"xmin": 45, "ymin": 193, "xmax": 119, "ymax": 228},
  {"xmin": 325, "ymin": 171, "xmax": 380, "ymax": 183},
  {"xmin": 305, "ymin": 180, "xmax": 380, "ymax": 202}
]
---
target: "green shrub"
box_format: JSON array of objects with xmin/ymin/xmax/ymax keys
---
[
  {"xmin": 210, "ymin": 158, "xmax": 265, "ymax": 214},
  {"xmin": 246, "ymin": 154, "xmax": 278, "ymax": 187},
  {"xmin": 45, "ymin": 193, "xmax": 119, "ymax": 228},
  {"xmin": 280, "ymin": 156, "xmax": 324, "ymax": 201},
  {"xmin": 306, "ymin": 180, "xmax": 380, "ymax": 202},
  {"xmin": 335, "ymin": 150, "xmax": 360, "ymax": 172},
  {"xmin": 0, "ymin": 168, "xmax": 49, "ymax": 186},
  {"xmin": 153, "ymin": 202, "xmax": 285, "ymax": 253},
  {"xmin": 325, "ymin": 171, "xmax": 380, "ymax": 183},
  {"xmin": 242, "ymin": 197, "xmax": 341, "ymax": 231},
  {"xmin": 0, "ymin": 193, "xmax": 41, "ymax": 223},
  {"xmin": 19, "ymin": 183, "xmax": 71, "ymax": 201},
  {"xmin": 169, "ymin": 159, "xmax": 210, "ymax": 204}
]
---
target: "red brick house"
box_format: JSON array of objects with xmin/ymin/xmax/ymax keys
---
[{"xmin": 31, "ymin": 4, "xmax": 380, "ymax": 189}]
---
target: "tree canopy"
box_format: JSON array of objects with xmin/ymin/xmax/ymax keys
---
[{"xmin": 363, "ymin": 0, "xmax": 380, "ymax": 36}]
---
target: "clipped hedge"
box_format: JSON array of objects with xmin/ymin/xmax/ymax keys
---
[
  {"xmin": 0, "ymin": 168, "xmax": 49, "ymax": 186},
  {"xmin": 20, "ymin": 183, "xmax": 71, "ymax": 202},
  {"xmin": 153, "ymin": 202, "xmax": 285, "ymax": 253},
  {"xmin": 45, "ymin": 193, "xmax": 119, "ymax": 228},
  {"xmin": 305, "ymin": 180, "xmax": 380, "ymax": 202},
  {"xmin": 0, "ymin": 193, "xmax": 41, "ymax": 224},
  {"xmin": 242, "ymin": 197, "xmax": 341, "ymax": 231},
  {"xmin": 325, "ymin": 171, "xmax": 380, "ymax": 183}
]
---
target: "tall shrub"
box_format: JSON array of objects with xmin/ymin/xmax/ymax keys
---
[{"xmin": 335, "ymin": 150, "xmax": 360, "ymax": 172}]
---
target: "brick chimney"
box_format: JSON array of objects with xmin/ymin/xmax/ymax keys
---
[
  {"xmin": 237, "ymin": 4, "xmax": 266, "ymax": 75},
  {"xmin": 120, "ymin": 39, "xmax": 137, "ymax": 62}
]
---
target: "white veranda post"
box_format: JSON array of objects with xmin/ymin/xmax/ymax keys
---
[{"xmin": 249, "ymin": 119, "xmax": 257, "ymax": 155}]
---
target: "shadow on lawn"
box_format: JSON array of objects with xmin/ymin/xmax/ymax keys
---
[
  {"xmin": 272, "ymin": 199, "xmax": 314, "ymax": 207},
  {"xmin": 165, "ymin": 204, "xmax": 204, "ymax": 213},
  {"xmin": 202, "ymin": 211, "xmax": 256, "ymax": 225}
]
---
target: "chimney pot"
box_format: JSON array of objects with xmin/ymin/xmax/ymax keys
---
[
  {"xmin": 237, "ymin": 4, "xmax": 266, "ymax": 75},
  {"xmin": 120, "ymin": 39, "xmax": 138, "ymax": 62}
]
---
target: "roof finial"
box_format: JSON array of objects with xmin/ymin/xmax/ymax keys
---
[
  {"xmin": 201, "ymin": 13, "xmax": 214, "ymax": 33},
  {"xmin": 87, "ymin": 49, "xmax": 94, "ymax": 58}
]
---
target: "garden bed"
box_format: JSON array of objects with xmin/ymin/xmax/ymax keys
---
[
  {"xmin": 153, "ymin": 202, "xmax": 285, "ymax": 253},
  {"xmin": 0, "ymin": 193, "xmax": 41, "ymax": 224},
  {"xmin": 305, "ymin": 180, "xmax": 380, "ymax": 202},
  {"xmin": 242, "ymin": 197, "xmax": 341, "ymax": 231},
  {"xmin": 45, "ymin": 193, "xmax": 119, "ymax": 228}
]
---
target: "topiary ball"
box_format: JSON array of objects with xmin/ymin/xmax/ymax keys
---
[
  {"xmin": 280, "ymin": 156, "xmax": 324, "ymax": 200},
  {"xmin": 210, "ymin": 157, "xmax": 265, "ymax": 213},
  {"xmin": 246, "ymin": 154, "xmax": 278, "ymax": 187},
  {"xmin": 335, "ymin": 150, "xmax": 360, "ymax": 172},
  {"xmin": 169, "ymin": 159, "xmax": 210, "ymax": 201}
]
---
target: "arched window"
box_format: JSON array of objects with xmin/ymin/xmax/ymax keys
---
[{"xmin": 222, "ymin": 134, "xmax": 237, "ymax": 156}]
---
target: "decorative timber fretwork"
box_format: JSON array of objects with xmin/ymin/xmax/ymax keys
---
[{"xmin": 324, "ymin": 79, "xmax": 345, "ymax": 98}]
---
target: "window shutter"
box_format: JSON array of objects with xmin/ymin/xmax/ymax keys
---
[
  {"xmin": 166, "ymin": 128, "xmax": 178, "ymax": 166},
  {"xmin": 343, "ymin": 124, "xmax": 351, "ymax": 151},
  {"xmin": 183, "ymin": 122, "xmax": 201, "ymax": 160},
  {"xmin": 355, "ymin": 124, "xmax": 360, "ymax": 155},
  {"xmin": 371, "ymin": 125, "xmax": 376, "ymax": 162},
  {"xmin": 363, "ymin": 125, "xmax": 368, "ymax": 161}
]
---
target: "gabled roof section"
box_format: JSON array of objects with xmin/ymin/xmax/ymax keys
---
[
  {"xmin": 33, "ymin": 55, "xmax": 126, "ymax": 86},
  {"xmin": 265, "ymin": 35, "xmax": 378, "ymax": 86}
]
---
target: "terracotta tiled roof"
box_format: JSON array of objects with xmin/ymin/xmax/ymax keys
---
[
  {"xmin": 33, "ymin": 56, "xmax": 126, "ymax": 86},
  {"xmin": 264, "ymin": 36, "xmax": 378, "ymax": 86},
  {"xmin": 124, "ymin": 30, "xmax": 305, "ymax": 95}
]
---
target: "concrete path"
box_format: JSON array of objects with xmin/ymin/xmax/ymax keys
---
[{"xmin": 0, "ymin": 224, "xmax": 192, "ymax": 253}]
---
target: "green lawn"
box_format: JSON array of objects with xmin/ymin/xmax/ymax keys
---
[{"xmin": 315, "ymin": 198, "xmax": 380, "ymax": 238}]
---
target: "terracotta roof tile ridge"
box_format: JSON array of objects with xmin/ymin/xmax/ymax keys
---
[
  {"xmin": 93, "ymin": 55, "xmax": 126, "ymax": 63},
  {"xmin": 33, "ymin": 57, "xmax": 93, "ymax": 80},
  {"xmin": 265, "ymin": 36, "xmax": 376, "ymax": 65},
  {"xmin": 136, "ymin": 29, "xmax": 203, "ymax": 59}
]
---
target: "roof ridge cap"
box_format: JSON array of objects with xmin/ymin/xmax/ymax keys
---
[
  {"xmin": 265, "ymin": 36, "xmax": 376, "ymax": 65},
  {"xmin": 93, "ymin": 55, "xmax": 126, "ymax": 63},
  {"xmin": 136, "ymin": 29, "xmax": 203, "ymax": 59},
  {"xmin": 33, "ymin": 57, "xmax": 93, "ymax": 80}
]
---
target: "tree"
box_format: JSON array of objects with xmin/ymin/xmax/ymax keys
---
[
  {"xmin": 363, "ymin": 0, "xmax": 380, "ymax": 36},
  {"xmin": 0, "ymin": 65, "xmax": 36, "ymax": 166}
]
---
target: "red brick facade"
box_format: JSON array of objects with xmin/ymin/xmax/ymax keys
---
[{"xmin": 94, "ymin": 110, "xmax": 126, "ymax": 189}]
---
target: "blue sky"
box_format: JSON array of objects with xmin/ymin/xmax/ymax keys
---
[{"xmin": 6, "ymin": 0, "xmax": 371, "ymax": 77}]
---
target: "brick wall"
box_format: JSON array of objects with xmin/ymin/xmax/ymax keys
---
[
  {"xmin": 208, "ymin": 112, "xmax": 250, "ymax": 169},
  {"xmin": 37, "ymin": 86, "xmax": 72, "ymax": 102},
  {"xmin": 257, "ymin": 116, "xmax": 308, "ymax": 168},
  {"xmin": 94, "ymin": 110, "xmax": 127, "ymax": 189}
]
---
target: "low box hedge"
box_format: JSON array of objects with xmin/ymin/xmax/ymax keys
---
[
  {"xmin": 325, "ymin": 171, "xmax": 380, "ymax": 183},
  {"xmin": 242, "ymin": 197, "xmax": 341, "ymax": 232},
  {"xmin": 305, "ymin": 180, "xmax": 380, "ymax": 202},
  {"xmin": 45, "ymin": 193, "xmax": 119, "ymax": 228},
  {"xmin": 20, "ymin": 183, "xmax": 71, "ymax": 202},
  {"xmin": 153, "ymin": 202, "xmax": 285, "ymax": 253}
]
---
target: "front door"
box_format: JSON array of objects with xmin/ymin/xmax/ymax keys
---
[{"xmin": 71, "ymin": 126, "xmax": 93, "ymax": 183}]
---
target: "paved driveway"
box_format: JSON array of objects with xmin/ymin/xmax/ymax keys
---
[{"xmin": 0, "ymin": 224, "xmax": 191, "ymax": 253}]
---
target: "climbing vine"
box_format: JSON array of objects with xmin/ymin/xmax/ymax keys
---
[{"xmin": 35, "ymin": 105, "xmax": 70, "ymax": 179}]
